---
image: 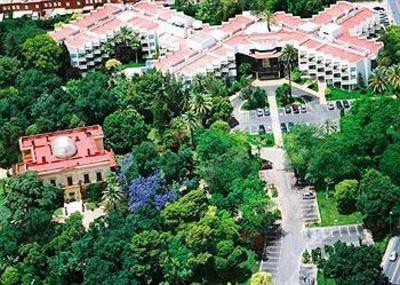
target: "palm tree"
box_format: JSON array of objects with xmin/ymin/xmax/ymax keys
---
[
  {"xmin": 102, "ymin": 172, "xmax": 124, "ymax": 210},
  {"xmin": 258, "ymin": 8, "xmax": 277, "ymax": 32},
  {"xmin": 368, "ymin": 68, "xmax": 388, "ymax": 94},
  {"xmin": 182, "ymin": 111, "xmax": 201, "ymax": 150},
  {"xmin": 281, "ymin": 44, "xmax": 298, "ymax": 98},
  {"xmin": 188, "ymin": 92, "xmax": 213, "ymax": 115},
  {"xmin": 105, "ymin": 27, "xmax": 142, "ymax": 63},
  {"xmin": 387, "ymin": 65, "xmax": 400, "ymax": 91}
]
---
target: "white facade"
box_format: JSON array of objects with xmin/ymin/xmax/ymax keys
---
[{"xmin": 51, "ymin": 1, "xmax": 383, "ymax": 89}]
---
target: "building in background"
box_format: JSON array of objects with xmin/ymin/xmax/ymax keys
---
[
  {"xmin": 50, "ymin": 0, "xmax": 383, "ymax": 89},
  {"xmin": 14, "ymin": 125, "xmax": 116, "ymax": 208}
]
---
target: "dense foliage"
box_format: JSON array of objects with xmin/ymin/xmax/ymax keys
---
[
  {"xmin": 322, "ymin": 241, "xmax": 383, "ymax": 285},
  {"xmin": 173, "ymin": 0, "xmax": 335, "ymax": 24},
  {"xmin": 0, "ymin": 16, "xmax": 278, "ymax": 284},
  {"xmin": 284, "ymin": 97, "xmax": 400, "ymax": 237}
]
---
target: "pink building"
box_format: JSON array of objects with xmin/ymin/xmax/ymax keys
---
[
  {"xmin": 15, "ymin": 125, "xmax": 117, "ymax": 204},
  {"xmin": 51, "ymin": 0, "xmax": 384, "ymax": 89}
]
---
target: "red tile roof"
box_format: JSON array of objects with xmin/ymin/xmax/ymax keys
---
[{"xmin": 16, "ymin": 125, "xmax": 116, "ymax": 175}]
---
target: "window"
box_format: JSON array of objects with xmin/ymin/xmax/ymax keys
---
[
  {"xmin": 50, "ymin": 179, "xmax": 56, "ymax": 186},
  {"xmin": 84, "ymin": 174, "xmax": 90, "ymax": 184},
  {"xmin": 96, "ymin": 172, "xmax": 102, "ymax": 182},
  {"xmin": 67, "ymin": 176, "xmax": 73, "ymax": 186}
]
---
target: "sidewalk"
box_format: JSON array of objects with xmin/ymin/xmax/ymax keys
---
[{"xmin": 267, "ymin": 94, "xmax": 283, "ymax": 147}]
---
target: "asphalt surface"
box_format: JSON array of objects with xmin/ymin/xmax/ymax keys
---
[
  {"xmin": 304, "ymin": 224, "xmax": 374, "ymax": 251},
  {"xmin": 387, "ymin": 0, "xmax": 400, "ymax": 24},
  {"xmin": 383, "ymin": 237, "xmax": 400, "ymax": 285},
  {"xmin": 260, "ymin": 148, "xmax": 306, "ymax": 285},
  {"xmin": 233, "ymin": 86, "xmax": 341, "ymax": 136}
]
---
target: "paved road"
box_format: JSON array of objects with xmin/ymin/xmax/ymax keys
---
[
  {"xmin": 383, "ymin": 237, "xmax": 400, "ymax": 285},
  {"xmin": 260, "ymin": 148, "xmax": 306, "ymax": 285},
  {"xmin": 387, "ymin": 0, "xmax": 400, "ymax": 24}
]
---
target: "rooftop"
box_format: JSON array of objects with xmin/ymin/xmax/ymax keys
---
[
  {"xmin": 50, "ymin": 0, "xmax": 383, "ymax": 76},
  {"xmin": 16, "ymin": 125, "xmax": 117, "ymax": 175}
]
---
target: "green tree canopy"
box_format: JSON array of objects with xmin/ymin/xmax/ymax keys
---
[{"xmin": 21, "ymin": 34, "xmax": 63, "ymax": 73}]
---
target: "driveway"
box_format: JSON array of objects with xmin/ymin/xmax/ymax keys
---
[
  {"xmin": 260, "ymin": 147, "xmax": 306, "ymax": 284},
  {"xmin": 383, "ymin": 236, "xmax": 400, "ymax": 285},
  {"xmin": 387, "ymin": 0, "xmax": 400, "ymax": 24}
]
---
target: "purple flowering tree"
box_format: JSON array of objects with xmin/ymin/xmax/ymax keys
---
[{"xmin": 128, "ymin": 170, "xmax": 178, "ymax": 213}]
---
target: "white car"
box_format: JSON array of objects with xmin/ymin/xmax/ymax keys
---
[
  {"xmin": 327, "ymin": 102, "xmax": 335, "ymax": 110},
  {"xmin": 302, "ymin": 191, "xmax": 316, "ymax": 200},
  {"xmin": 257, "ymin": 108, "xmax": 264, "ymax": 117},
  {"xmin": 389, "ymin": 251, "xmax": 398, "ymax": 262}
]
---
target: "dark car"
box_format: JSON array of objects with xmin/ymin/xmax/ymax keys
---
[
  {"xmin": 373, "ymin": 6, "xmax": 384, "ymax": 11},
  {"xmin": 336, "ymin": 100, "xmax": 343, "ymax": 109},
  {"xmin": 280, "ymin": 123, "xmax": 288, "ymax": 133},
  {"xmin": 288, "ymin": 122, "xmax": 295, "ymax": 130},
  {"xmin": 258, "ymin": 125, "xmax": 266, "ymax": 134},
  {"xmin": 285, "ymin": 106, "xmax": 291, "ymax": 114},
  {"xmin": 261, "ymin": 160, "xmax": 273, "ymax": 170},
  {"xmin": 343, "ymin": 100, "xmax": 350, "ymax": 109},
  {"xmin": 295, "ymin": 178, "xmax": 309, "ymax": 187},
  {"xmin": 301, "ymin": 105, "xmax": 307, "ymax": 113},
  {"xmin": 264, "ymin": 107, "xmax": 270, "ymax": 116},
  {"xmin": 292, "ymin": 104, "xmax": 299, "ymax": 114}
]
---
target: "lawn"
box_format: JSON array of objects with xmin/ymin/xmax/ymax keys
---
[
  {"xmin": 123, "ymin": 61, "xmax": 146, "ymax": 69},
  {"xmin": 327, "ymin": 86, "xmax": 374, "ymax": 100},
  {"xmin": 316, "ymin": 191, "xmax": 363, "ymax": 227},
  {"xmin": 318, "ymin": 272, "xmax": 336, "ymax": 285}
]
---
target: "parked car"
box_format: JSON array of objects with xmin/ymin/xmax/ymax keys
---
[
  {"xmin": 280, "ymin": 123, "xmax": 288, "ymax": 133},
  {"xmin": 285, "ymin": 106, "xmax": 291, "ymax": 114},
  {"xmin": 292, "ymin": 104, "xmax": 299, "ymax": 114},
  {"xmin": 264, "ymin": 107, "xmax": 270, "ymax": 116},
  {"xmin": 261, "ymin": 160, "xmax": 273, "ymax": 170},
  {"xmin": 302, "ymin": 191, "xmax": 315, "ymax": 200},
  {"xmin": 295, "ymin": 178, "xmax": 309, "ymax": 187},
  {"xmin": 288, "ymin": 122, "xmax": 295, "ymax": 130},
  {"xmin": 258, "ymin": 125, "xmax": 266, "ymax": 134},
  {"xmin": 257, "ymin": 108, "xmax": 264, "ymax": 117},
  {"xmin": 301, "ymin": 105, "xmax": 307, "ymax": 113},
  {"xmin": 328, "ymin": 102, "xmax": 335, "ymax": 110},
  {"xmin": 336, "ymin": 100, "xmax": 343, "ymax": 109},
  {"xmin": 343, "ymin": 100, "xmax": 350, "ymax": 109},
  {"xmin": 389, "ymin": 251, "xmax": 398, "ymax": 262}
]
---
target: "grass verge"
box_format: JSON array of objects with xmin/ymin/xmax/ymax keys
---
[
  {"xmin": 315, "ymin": 191, "xmax": 362, "ymax": 227},
  {"xmin": 327, "ymin": 87, "xmax": 374, "ymax": 100}
]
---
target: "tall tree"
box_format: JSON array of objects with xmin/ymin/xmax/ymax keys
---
[
  {"xmin": 21, "ymin": 34, "xmax": 63, "ymax": 73},
  {"xmin": 281, "ymin": 44, "xmax": 298, "ymax": 98},
  {"xmin": 258, "ymin": 8, "xmax": 276, "ymax": 32},
  {"xmin": 102, "ymin": 172, "xmax": 125, "ymax": 210},
  {"xmin": 105, "ymin": 27, "xmax": 142, "ymax": 64},
  {"xmin": 368, "ymin": 68, "xmax": 388, "ymax": 94},
  {"xmin": 182, "ymin": 111, "xmax": 201, "ymax": 150},
  {"xmin": 323, "ymin": 241, "xmax": 382, "ymax": 285}
]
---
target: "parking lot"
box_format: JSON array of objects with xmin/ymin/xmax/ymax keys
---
[
  {"xmin": 234, "ymin": 85, "xmax": 348, "ymax": 136},
  {"xmin": 300, "ymin": 192, "xmax": 320, "ymax": 224},
  {"xmin": 304, "ymin": 224, "xmax": 374, "ymax": 250},
  {"xmin": 260, "ymin": 225, "xmax": 283, "ymax": 280}
]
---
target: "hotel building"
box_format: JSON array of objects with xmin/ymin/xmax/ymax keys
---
[{"xmin": 50, "ymin": 0, "xmax": 383, "ymax": 89}]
